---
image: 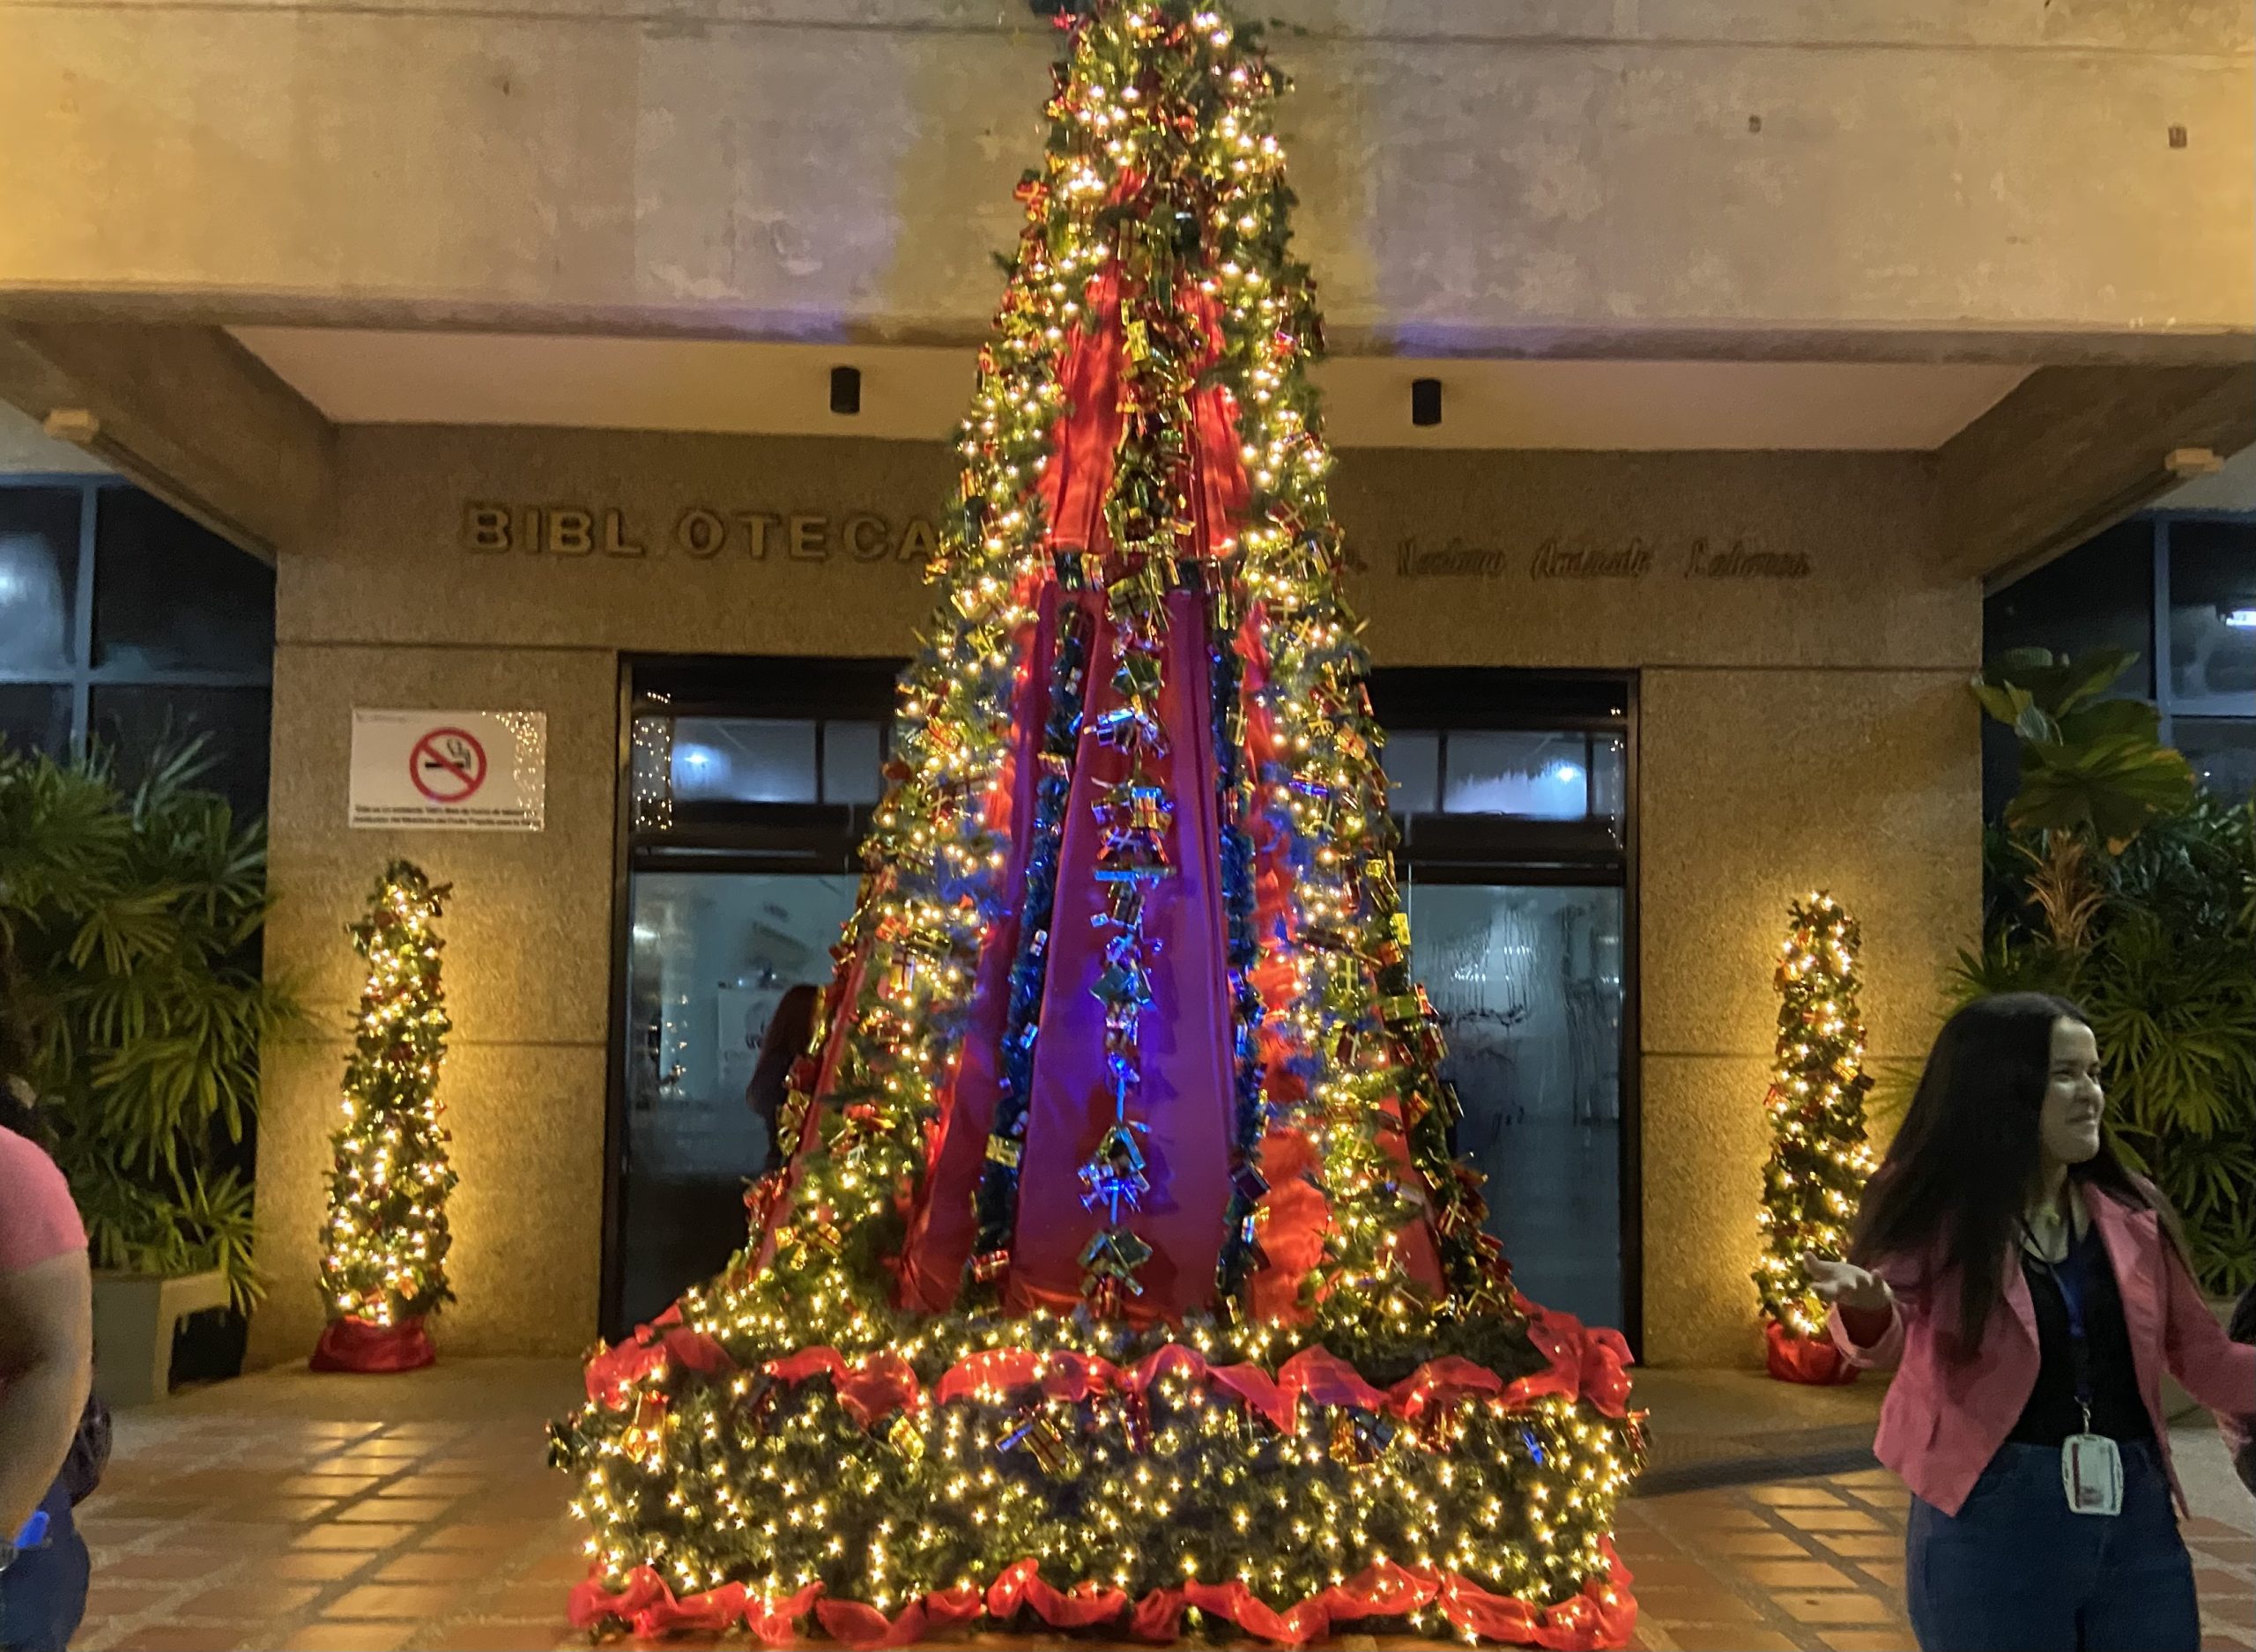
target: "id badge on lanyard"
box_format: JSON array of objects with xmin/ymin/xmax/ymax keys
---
[{"xmin": 2040, "ymin": 1234, "xmax": 2123, "ymax": 1517}]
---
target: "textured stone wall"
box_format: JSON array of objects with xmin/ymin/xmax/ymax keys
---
[
  {"xmin": 2, "ymin": 1, "xmax": 2248, "ymax": 352},
  {"xmin": 246, "ymin": 426, "xmax": 1978, "ymax": 1368}
]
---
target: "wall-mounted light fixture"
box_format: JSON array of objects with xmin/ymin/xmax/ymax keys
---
[
  {"xmin": 830, "ymin": 367, "xmax": 862, "ymax": 418},
  {"xmin": 2223, "ymin": 607, "xmax": 2256, "ymax": 631},
  {"xmin": 1411, "ymin": 378, "xmax": 1443, "ymax": 429}
]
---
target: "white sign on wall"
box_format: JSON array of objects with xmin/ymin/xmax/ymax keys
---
[{"xmin": 350, "ymin": 709, "xmax": 547, "ymax": 831}]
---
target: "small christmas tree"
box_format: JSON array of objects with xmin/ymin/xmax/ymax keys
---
[
  {"xmin": 311, "ymin": 860, "xmax": 456, "ymax": 1374},
  {"xmin": 1753, "ymin": 892, "xmax": 1876, "ymax": 1384}
]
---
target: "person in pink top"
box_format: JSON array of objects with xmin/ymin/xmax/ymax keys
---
[
  {"xmin": 1808, "ymin": 993, "xmax": 2254, "ymax": 1652},
  {"xmin": 0, "ymin": 1072, "xmax": 94, "ymax": 1652}
]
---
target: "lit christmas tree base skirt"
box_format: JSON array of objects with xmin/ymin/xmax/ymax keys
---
[
  {"xmin": 311, "ymin": 1315, "xmax": 437, "ymax": 1374},
  {"xmin": 1763, "ymin": 1322, "xmax": 1857, "ymax": 1387},
  {"xmin": 557, "ymin": 1302, "xmax": 1643, "ymax": 1648}
]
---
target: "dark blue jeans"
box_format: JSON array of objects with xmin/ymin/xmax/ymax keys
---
[
  {"xmin": 0, "ymin": 1481, "xmax": 87, "ymax": 1652},
  {"xmin": 1907, "ymin": 1440, "xmax": 2199, "ymax": 1652}
]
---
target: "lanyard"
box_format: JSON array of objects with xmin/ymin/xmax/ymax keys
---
[{"xmin": 2028, "ymin": 1225, "xmax": 2096, "ymax": 1430}]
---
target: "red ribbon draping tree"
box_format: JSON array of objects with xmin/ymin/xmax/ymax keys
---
[
  {"xmin": 311, "ymin": 862, "xmax": 456, "ymax": 1374},
  {"xmin": 552, "ymin": 4, "xmax": 1644, "ymax": 1642},
  {"xmin": 1752, "ymin": 893, "xmax": 1875, "ymax": 1385}
]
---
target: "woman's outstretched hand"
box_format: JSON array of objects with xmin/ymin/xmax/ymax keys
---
[{"xmin": 1804, "ymin": 1258, "xmax": 1891, "ymax": 1314}]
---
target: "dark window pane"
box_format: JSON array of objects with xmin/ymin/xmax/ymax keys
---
[
  {"xmin": 1383, "ymin": 729, "xmax": 1440, "ymax": 814},
  {"xmin": 0, "ymin": 486, "xmax": 82, "ymax": 672},
  {"xmin": 672, "ymin": 717, "xmax": 818, "ymax": 804},
  {"xmin": 92, "ymin": 489, "xmax": 275, "ymax": 675},
  {"xmin": 1443, "ymin": 730, "xmax": 1592, "ymax": 819},
  {"xmin": 0, "ymin": 683, "xmax": 71, "ymax": 756},
  {"xmin": 2167, "ymin": 521, "xmax": 2256, "ymax": 716},
  {"xmin": 2178, "ymin": 717, "xmax": 2256, "ymax": 802},
  {"xmin": 88, "ymin": 684, "xmax": 271, "ymax": 822},
  {"xmin": 820, "ymin": 720, "xmax": 883, "ymax": 805},
  {"xmin": 1984, "ymin": 517, "xmax": 2156, "ymax": 699}
]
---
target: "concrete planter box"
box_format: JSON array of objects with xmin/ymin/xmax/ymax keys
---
[{"xmin": 91, "ymin": 1269, "xmax": 230, "ymax": 1407}]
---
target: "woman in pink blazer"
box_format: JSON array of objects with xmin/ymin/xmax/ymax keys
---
[{"xmin": 1809, "ymin": 992, "xmax": 2254, "ymax": 1652}]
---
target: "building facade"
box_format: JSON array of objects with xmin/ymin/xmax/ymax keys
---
[{"xmin": 3, "ymin": 0, "xmax": 2251, "ymax": 1371}]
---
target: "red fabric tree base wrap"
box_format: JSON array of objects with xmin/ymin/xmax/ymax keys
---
[
  {"xmin": 1764, "ymin": 1322, "xmax": 1857, "ymax": 1386},
  {"xmin": 311, "ymin": 1315, "xmax": 435, "ymax": 1374},
  {"xmin": 571, "ymin": 1545, "xmax": 1637, "ymax": 1649}
]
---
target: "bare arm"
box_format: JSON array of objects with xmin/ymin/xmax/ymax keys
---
[{"xmin": 0, "ymin": 1248, "xmax": 93, "ymax": 1538}]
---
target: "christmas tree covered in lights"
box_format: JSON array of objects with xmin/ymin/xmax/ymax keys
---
[
  {"xmin": 312, "ymin": 861, "xmax": 456, "ymax": 1374},
  {"xmin": 1752, "ymin": 893, "xmax": 1875, "ymax": 1385},
  {"xmin": 554, "ymin": 4, "xmax": 1642, "ymax": 1642}
]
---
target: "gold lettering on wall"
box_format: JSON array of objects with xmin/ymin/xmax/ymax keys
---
[{"xmin": 463, "ymin": 503, "xmax": 941, "ymax": 565}]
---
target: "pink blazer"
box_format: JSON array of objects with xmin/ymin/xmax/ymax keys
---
[{"xmin": 1829, "ymin": 1186, "xmax": 2256, "ymax": 1515}]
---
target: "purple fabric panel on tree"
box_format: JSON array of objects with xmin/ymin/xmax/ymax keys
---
[
  {"xmin": 899, "ymin": 588, "xmax": 1065, "ymax": 1308},
  {"xmin": 1007, "ymin": 588, "xmax": 1236, "ymax": 1321}
]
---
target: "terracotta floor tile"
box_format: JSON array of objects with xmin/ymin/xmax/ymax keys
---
[
  {"xmin": 108, "ymin": 1629, "xmax": 253, "ymax": 1652},
  {"xmin": 413, "ymin": 1624, "xmax": 571, "ymax": 1651},
  {"xmin": 1814, "ymin": 1531, "xmax": 1902, "ymax": 1559},
  {"xmin": 1777, "ymin": 1589, "xmax": 1894, "ymax": 1625},
  {"xmin": 2199, "ymin": 1540, "xmax": 2256, "ymax": 1567},
  {"xmin": 2208, "ymin": 1594, "xmax": 2256, "ymax": 1630},
  {"xmin": 2190, "ymin": 1518, "xmax": 2255, "ymax": 1541},
  {"xmin": 1746, "ymin": 1484, "xmax": 1845, "ymax": 1507},
  {"xmin": 381, "ymin": 1475, "xmax": 488, "ymax": 1499},
  {"xmin": 328, "ymin": 1583, "xmax": 466, "ymax": 1619},
  {"xmin": 1644, "ymin": 1502, "xmax": 1774, "ymax": 1531},
  {"xmin": 263, "ymin": 1551, "xmax": 382, "ymax": 1582},
  {"xmin": 1856, "ymin": 1559, "xmax": 1906, "ymax": 1592},
  {"xmin": 1777, "ymin": 1506, "xmax": 1885, "ymax": 1532},
  {"xmin": 1729, "ymin": 1559, "xmax": 1855, "ymax": 1589},
  {"xmin": 1629, "ymin": 1584, "xmax": 1764, "ymax": 1625},
  {"xmin": 280, "ymin": 1475, "xmax": 389, "ymax": 1497},
  {"xmin": 375, "ymin": 1551, "xmax": 516, "ymax": 1583},
  {"xmin": 419, "ymin": 1522, "xmax": 552, "ymax": 1552},
  {"xmin": 103, "ymin": 1550, "xmax": 239, "ymax": 1582},
  {"xmin": 278, "ymin": 1626, "xmax": 412, "ymax": 1652},
  {"xmin": 293, "ymin": 1523, "xmax": 419, "ymax": 1551},
  {"xmin": 1666, "ymin": 1630, "xmax": 1803, "ymax": 1652},
  {"xmin": 83, "ymin": 1581, "xmax": 191, "ymax": 1619},
  {"xmin": 1616, "ymin": 1557, "xmax": 1726, "ymax": 1590},
  {"xmin": 174, "ymin": 1582, "xmax": 323, "ymax": 1620},
  {"xmin": 338, "ymin": 1497, "xmax": 456, "ymax": 1523},
  {"xmin": 514, "ymin": 1550, "xmax": 593, "ymax": 1586},
  {"xmin": 2202, "ymin": 1636, "xmax": 2256, "ymax": 1652},
  {"xmin": 1709, "ymin": 1531, "xmax": 1818, "ymax": 1558},
  {"xmin": 1822, "ymin": 1633, "xmax": 1918, "ymax": 1652},
  {"xmin": 479, "ymin": 1581, "xmax": 569, "ymax": 1620}
]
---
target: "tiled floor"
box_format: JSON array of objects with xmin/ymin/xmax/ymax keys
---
[{"xmin": 62, "ymin": 1361, "xmax": 2256, "ymax": 1652}]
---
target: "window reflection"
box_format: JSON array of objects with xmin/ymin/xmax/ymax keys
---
[
  {"xmin": 1407, "ymin": 881, "xmax": 1624, "ymax": 1331},
  {"xmin": 0, "ymin": 488, "xmax": 79, "ymax": 673},
  {"xmin": 619, "ymin": 871, "xmax": 858, "ymax": 1326}
]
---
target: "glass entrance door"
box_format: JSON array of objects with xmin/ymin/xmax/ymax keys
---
[
  {"xmin": 1406, "ymin": 882, "xmax": 1625, "ymax": 1331},
  {"xmin": 604, "ymin": 656, "xmax": 903, "ymax": 1336},
  {"xmin": 1372, "ymin": 670, "xmax": 1637, "ymax": 1345},
  {"xmin": 616, "ymin": 870, "xmax": 857, "ymax": 1328}
]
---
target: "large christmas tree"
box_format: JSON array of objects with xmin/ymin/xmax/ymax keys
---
[{"xmin": 555, "ymin": 4, "xmax": 1641, "ymax": 1642}]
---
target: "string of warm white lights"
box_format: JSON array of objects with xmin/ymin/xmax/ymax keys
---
[
  {"xmin": 1752, "ymin": 892, "xmax": 1877, "ymax": 1342},
  {"xmin": 318, "ymin": 861, "xmax": 456, "ymax": 1330}
]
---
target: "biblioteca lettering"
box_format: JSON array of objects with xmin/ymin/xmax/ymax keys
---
[
  {"xmin": 460, "ymin": 502, "xmax": 941, "ymax": 564},
  {"xmin": 1389, "ymin": 534, "xmax": 1814, "ymax": 582}
]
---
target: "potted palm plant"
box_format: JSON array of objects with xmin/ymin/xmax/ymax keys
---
[{"xmin": 0, "ymin": 741, "xmax": 290, "ymax": 1404}]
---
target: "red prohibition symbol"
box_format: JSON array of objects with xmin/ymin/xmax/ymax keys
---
[{"xmin": 410, "ymin": 727, "xmax": 487, "ymax": 804}]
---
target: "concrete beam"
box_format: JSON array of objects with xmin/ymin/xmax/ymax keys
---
[
  {"xmin": 1933, "ymin": 363, "xmax": 2256, "ymax": 588},
  {"xmin": 0, "ymin": 322, "xmax": 335, "ymax": 559},
  {"xmin": 0, "ymin": 1, "xmax": 2248, "ymax": 354}
]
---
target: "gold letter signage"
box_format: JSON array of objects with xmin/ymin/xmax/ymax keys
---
[{"xmin": 463, "ymin": 502, "xmax": 940, "ymax": 564}]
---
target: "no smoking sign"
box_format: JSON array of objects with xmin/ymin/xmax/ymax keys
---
[
  {"xmin": 411, "ymin": 728, "xmax": 488, "ymax": 804},
  {"xmin": 352, "ymin": 710, "xmax": 545, "ymax": 831}
]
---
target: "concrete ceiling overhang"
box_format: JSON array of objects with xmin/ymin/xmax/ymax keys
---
[{"xmin": 228, "ymin": 328, "xmax": 2030, "ymax": 452}]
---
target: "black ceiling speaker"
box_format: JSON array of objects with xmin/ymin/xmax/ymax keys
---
[
  {"xmin": 830, "ymin": 366, "xmax": 862, "ymax": 417},
  {"xmin": 1411, "ymin": 377, "xmax": 1443, "ymax": 428}
]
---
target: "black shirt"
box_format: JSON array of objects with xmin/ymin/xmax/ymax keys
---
[{"xmin": 2007, "ymin": 1221, "xmax": 2153, "ymax": 1447}]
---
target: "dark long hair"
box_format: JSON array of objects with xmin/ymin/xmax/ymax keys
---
[
  {"xmin": 1851, "ymin": 992, "xmax": 2156, "ymax": 1359},
  {"xmin": 746, "ymin": 985, "xmax": 822, "ymax": 1152}
]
